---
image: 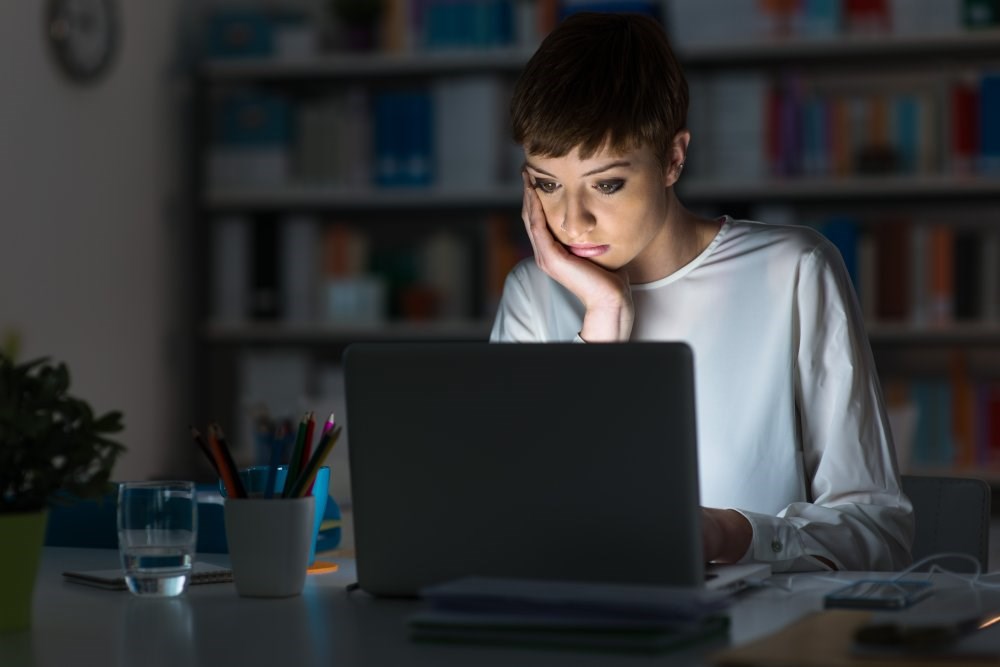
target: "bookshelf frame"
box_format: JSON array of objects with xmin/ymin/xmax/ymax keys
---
[{"xmin": 194, "ymin": 10, "xmax": 1000, "ymax": 475}]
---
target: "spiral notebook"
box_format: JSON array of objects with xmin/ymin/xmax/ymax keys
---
[{"xmin": 62, "ymin": 562, "xmax": 232, "ymax": 590}]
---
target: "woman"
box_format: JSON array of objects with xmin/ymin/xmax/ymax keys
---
[{"xmin": 490, "ymin": 12, "xmax": 912, "ymax": 572}]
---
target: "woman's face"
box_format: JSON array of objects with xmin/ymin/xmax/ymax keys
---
[{"xmin": 523, "ymin": 144, "xmax": 673, "ymax": 275}]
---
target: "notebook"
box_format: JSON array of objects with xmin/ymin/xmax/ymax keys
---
[
  {"xmin": 343, "ymin": 342, "xmax": 770, "ymax": 598},
  {"xmin": 63, "ymin": 562, "xmax": 233, "ymax": 590}
]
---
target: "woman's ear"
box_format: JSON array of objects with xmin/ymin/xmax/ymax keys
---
[{"xmin": 664, "ymin": 130, "xmax": 691, "ymax": 188}]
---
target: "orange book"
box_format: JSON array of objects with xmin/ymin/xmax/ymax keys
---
[
  {"xmin": 484, "ymin": 214, "xmax": 519, "ymax": 314},
  {"xmin": 536, "ymin": 0, "xmax": 559, "ymax": 38},
  {"xmin": 927, "ymin": 224, "xmax": 954, "ymax": 325},
  {"xmin": 868, "ymin": 94, "xmax": 890, "ymax": 151}
]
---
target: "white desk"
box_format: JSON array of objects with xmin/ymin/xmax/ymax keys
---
[{"xmin": 1, "ymin": 547, "xmax": 995, "ymax": 667}]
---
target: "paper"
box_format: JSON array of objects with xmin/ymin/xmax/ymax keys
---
[{"xmin": 62, "ymin": 562, "xmax": 232, "ymax": 591}]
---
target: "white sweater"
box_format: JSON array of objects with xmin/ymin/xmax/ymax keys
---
[{"xmin": 490, "ymin": 217, "xmax": 913, "ymax": 572}]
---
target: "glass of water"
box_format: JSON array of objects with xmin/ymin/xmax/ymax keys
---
[{"xmin": 116, "ymin": 481, "xmax": 198, "ymax": 597}]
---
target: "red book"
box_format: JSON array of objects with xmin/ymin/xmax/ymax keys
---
[
  {"xmin": 984, "ymin": 383, "xmax": 1000, "ymax": 467},
  {"xmin": 950, "ymin": 79, "xmax": 980, "ymax": 175},
  {"xmin": 874, "ymin": 220, "xmax": 911, "ymax": 321},
  {"xmin": 844, "ymin": 0, "xmax": 890, "ymax": 34}
]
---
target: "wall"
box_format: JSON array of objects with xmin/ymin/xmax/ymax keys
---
[{"xmin": 0, "ymin": 2, "xmax": 196, "ymax": 479}]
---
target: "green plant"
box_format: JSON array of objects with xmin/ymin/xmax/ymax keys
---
[{"xmin": 0, "ymin": 353, "xmax": 125, "ymax": 513}]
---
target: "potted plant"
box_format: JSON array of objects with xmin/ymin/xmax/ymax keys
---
[{"xmin": 0, "ymin": 350, "xmax": 125, "ymax": 632}]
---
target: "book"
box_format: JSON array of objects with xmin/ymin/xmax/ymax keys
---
[
  {"xmin": 250, "ymin": 217, "xmax": 280, "ymax": 320},
  {"xmin": 432, "ymin": 75, "xmax": 507, "ymax": 190},
  {"xmin": 980, "ymin": 74, "xmax": 1000, "ymax": 173},
  {"xmin": 211, "ymin": 215, "xmax": 251, "ymax": 323},
  {"xmin": 410, "ymin": 576, "xmax": 731, "ymax": 653},
  {"xmin": 280, "ymin": 215, "xmax": 320, "ymax": 323},
  {"xmin": 63, "ymin": 562, "xmax": 232, "ymax": 591},
  {"xmin": 874, "ymin": 220, "xmax": 911, "ymax": 321}
]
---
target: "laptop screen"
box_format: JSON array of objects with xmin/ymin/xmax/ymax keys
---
[{"xmin": 344, "ymin": 342, "xmax": 703, "ymax": 597}]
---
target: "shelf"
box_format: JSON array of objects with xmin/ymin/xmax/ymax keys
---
[
  {"xmin": 201, "ymin": 29, "xmax": 1000, "ymax": 81},
  {"xmin": 204, "ymin": 320, "xmax": 1000, "ymax": 346},
  {"xmin": 205, "ymin": 320, "xmax": 493, "ymax": 344},
  {"xmin": 679, "ymin": 29, "xmax": 1000, "ymax": 68},
  {"xmin": 678, "ymin": 175, "xmax": 1000, "ymax": 204},
  {"xmin": 207, "ymin": 184, "xmax": 523, "ymax": 211},
  {"xmin": 868, "ymin": 323, "xmax": 1000, "ymax": 346},
  {"xmin": 206, "ymin": 175, "xmax": 1000, "ymax": 210},
  {"xmin": 202, "ymin": 48, "xmax": 532, "ymax": 81}
]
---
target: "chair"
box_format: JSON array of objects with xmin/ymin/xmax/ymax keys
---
[{"xmin": 901, "ymin": 474, "xmax": 991, "ymax": 573}]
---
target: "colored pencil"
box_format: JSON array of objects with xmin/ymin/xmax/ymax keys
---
[
  {"xmin": 189, "ymin": 425, "xmax": 221, "ymax": 476},
  {"xmin": 300, "ymin": 411, "xmax": 316, "ymax": 474},
  {"xmin": 264, "ymin": 420, "xmax": 287, "ymax": 499},
  {"xmin": 282, "ymin": 411, "xmax": 311, "ymax": 498},
  {"xmin": 288, "ymin": 425, "xmax": 342, "ymax": 499},
  {"xmin": 320, "ymin": 411, "xmax": 336, "ymax": 438},
  {"xmin": 309, "ymin": 412, "xmax": 336, "ymax": 495},
  {"xmin": 207, "ymin": 423, "xmax": 247, "ymax": 498}
]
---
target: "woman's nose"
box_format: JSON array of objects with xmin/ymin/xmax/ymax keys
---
[{"xmin": 559, "ymin": 192, "xmax": 596, "ymax": 238}]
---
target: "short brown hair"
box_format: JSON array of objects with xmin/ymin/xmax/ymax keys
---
[{"xmin": 511, "ymin": 12, "xmax": 689, "ymax": 167}]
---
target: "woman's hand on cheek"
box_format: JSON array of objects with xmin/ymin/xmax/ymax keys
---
[{"xmin": 521, "ymin": 171, "xmax": 634, "ymax": 341}]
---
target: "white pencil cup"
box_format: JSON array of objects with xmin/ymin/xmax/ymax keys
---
[{"xmin": 224, "ymin": 496, "xmax": 315, "ymax": 598}]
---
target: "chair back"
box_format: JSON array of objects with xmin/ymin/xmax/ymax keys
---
[{"xmin": 901, "ymin": 474, "xmax": 991, "ymax": 573}]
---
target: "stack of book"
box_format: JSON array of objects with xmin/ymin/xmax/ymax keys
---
[{"xmin": 409, "ymin": 576, "xmax": 731, "ymax": 653}]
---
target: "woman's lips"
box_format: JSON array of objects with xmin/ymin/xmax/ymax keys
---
[{"xmin": 566, "ymin": 243, "xmax": 610, "ymax": 258}]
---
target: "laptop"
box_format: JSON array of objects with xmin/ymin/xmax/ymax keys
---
[{"xmin": 343, "ymin": 342, "xmax": 769, "ymax": 598}]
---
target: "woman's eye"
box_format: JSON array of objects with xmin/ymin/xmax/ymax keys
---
[
  {"xmin": 595, "ymin": 180, "xmax": 624, "ymax": 195},
  {"xmin": 532, "ymin": 179, "xmax": 559, "ymax": 194}
]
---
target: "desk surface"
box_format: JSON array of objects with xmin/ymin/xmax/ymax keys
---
[{"xmin": 1, "ymin": 547, "xmax": 993, "ymax": 667}]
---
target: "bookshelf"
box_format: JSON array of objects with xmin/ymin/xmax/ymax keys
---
[{"xmin": 193, "ymin": 1, "xmax": 1000, "ymax": 482}]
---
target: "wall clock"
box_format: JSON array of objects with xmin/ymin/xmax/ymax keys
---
[{"xmin": 46, "ymin": 0, "xmax": 119, "ymax": 83}]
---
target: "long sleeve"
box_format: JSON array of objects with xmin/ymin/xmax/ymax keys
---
[
  {"xmin": 489, "ymin": 220, "xmax": 915, "ymax": 573},
  {"xmin": 490, "ymin": 259, "xmax": 585, "ymax": 343},
  {"xmin": 740, "ymin": 243, "xmax": 913, "ymax": 572}
]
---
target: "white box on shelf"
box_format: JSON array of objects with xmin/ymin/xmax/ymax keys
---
[
  {"xmin": 433, "ymin": 76, "xmax": 507, "ymax": 190},
  {"xmin": 207, "ymin": 147, "xmax": 290, "ymax": 187},
  {"xmin": 323, "ymin": 275, "xmax": 387, "ymax": 325},
  {"xmin": 420, "ymin": 229, "xmax": 472, "ymax": 319},
  {"xmin": 280, "ymin": 215, "xmax": 320, "ymax": 323},
  {"xmin": 211, "ymin": 215, "xmax": 251, "ymax": 323},
  {"xmin": 274, "ymin": 24, "xmax": 319, "ymax": 59}
]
